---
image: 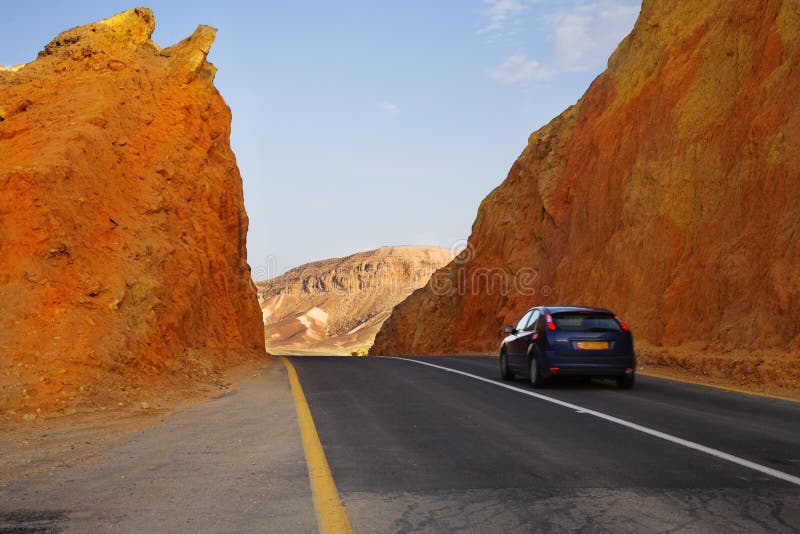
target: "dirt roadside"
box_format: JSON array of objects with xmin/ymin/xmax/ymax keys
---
[
  {"xmin": 0, "ymin": 356, "xmax": 316, "ymax": 532},
  {"xmin": 0, "ymin": 357, "xmax": 273, "ymax": 488},
  {"xmin": 636, "ymin": 342, "xmax": 800, "ymax": 402}
]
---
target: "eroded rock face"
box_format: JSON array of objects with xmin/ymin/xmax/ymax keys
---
[
  {"xmin": 0, "ymin": 9, "xmax": 265, "ymax": 415},
  {"xmin": 372, "ymin": 0, "xmax": 800, "ymax": 356},
  {"xmin": 256, "ymin": 247, "xmax": 456, "ymax": 355}
]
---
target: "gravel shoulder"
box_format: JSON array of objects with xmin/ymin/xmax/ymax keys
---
[{"xmin": 0, "ymin": 357, "xmax": 315, "ymax": 533}]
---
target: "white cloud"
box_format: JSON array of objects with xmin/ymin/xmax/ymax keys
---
[
  {"xmin": 478, "ymin": 0, "xmax": 528, "ymax": 34},
  {"xmin": 552, "ymin": 1, "xmax": 640, "ymax": 72},
  {"xmin": 489, "ymin": 54, "xmax": 551, "ymax": 85},
  {"xmin": 379, "ymin": 101, "xmax": 400, "ymax": 116},
  {"xmin": 485, "ymin": 1, "xmax": 639, "ymax": 86}
]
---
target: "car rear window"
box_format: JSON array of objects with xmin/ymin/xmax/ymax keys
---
[{"xmin": 552, "ymin": 312, "xmax": 621, "ymax": 332}]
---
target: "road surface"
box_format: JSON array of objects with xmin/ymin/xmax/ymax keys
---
[
  {"xmin": 1, "ymin": 356, "xmax": 798, "ymax": 532},
  {"xmin": 292, "ymin": 356, "xmax": 800, "ymax": 533}
]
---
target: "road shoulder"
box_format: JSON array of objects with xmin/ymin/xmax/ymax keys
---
[{"xmin": 0, "ymin": 357, "xmax": 316, "ymax": 532}]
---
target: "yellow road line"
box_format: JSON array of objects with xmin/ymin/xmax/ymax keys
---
[
  {"xmin": 638, "ymin": 370, "xmax": 800, "ymax": 403},
  {"xmin": 281, "ymin": 357, "xmax": 352, "ymax": 534}
]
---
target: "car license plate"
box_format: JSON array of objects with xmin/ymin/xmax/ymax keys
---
[{"xmin": 577, "ymin": 341, "xmax": 609, "ymax": 350}]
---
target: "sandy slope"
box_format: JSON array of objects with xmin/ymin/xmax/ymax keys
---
[{"xmin": 256, "ymin": 246, "xmax": 456, "ymax": 355}]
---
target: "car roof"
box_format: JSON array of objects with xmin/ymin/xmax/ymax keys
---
[{"xmin": 536, "ymin": 305, "xmax": 614, "ymax": 314}]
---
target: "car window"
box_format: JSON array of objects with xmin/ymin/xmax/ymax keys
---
[
  {"xmin": 552, "ymin": 312, "xmax": 621, "ymax": 332},
  {"xmin": 525, "ymin": 310, "xmax": 540, "ymax": 330},
  {"xmin": 515, "ymin": 310, "xmax": 533, "ymax": 331}
]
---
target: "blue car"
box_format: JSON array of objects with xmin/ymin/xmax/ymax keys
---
[{"xmin": 500, "ymin": 306, "xmax": 636, "ymax": 389}]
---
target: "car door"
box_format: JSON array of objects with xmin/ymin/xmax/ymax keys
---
[
  {"xmin": 507, "ymin": 309, "xmax": 534, "ymax": 370},
  {"xmin": 518, "ymin": 309, "xmax": 541, "ymax": 365}
]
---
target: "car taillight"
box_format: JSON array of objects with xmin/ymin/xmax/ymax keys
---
[
  {"xmin": 545, "ymin": 313, "xmax": 556, "ymax": 331},
  {"xmin": 616, "ymin": 316, "xmax": 630, "ymax": 331}
]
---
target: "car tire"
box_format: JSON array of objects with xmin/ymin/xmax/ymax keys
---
[
  {"xmin": 617, "ymin": 373, "xmax": 635, "ymax": 389},
  {"xmin": 500, "ymin": 349, "xmax": 514, "ymax": 381},
  {"xmin": 529, "ymin": 355, "xmax": 547, "ymax": 388}
]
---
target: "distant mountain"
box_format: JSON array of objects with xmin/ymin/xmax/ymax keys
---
[{"xmin": 256, "ymin": 246, "xmax": 456, "ymax": 355}]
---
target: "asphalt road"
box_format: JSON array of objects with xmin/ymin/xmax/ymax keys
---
[
  {"xmin": 2, "ymin": 356, "xmax": 798, "ymax": 533},
  {"xmin": 291, "ymin": 356, "xmax": 800, "ymax": 533}
]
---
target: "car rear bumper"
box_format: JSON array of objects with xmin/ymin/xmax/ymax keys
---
[
  {"xmin": 545, "ymin": 365, "xmax": 634, "ymax": 377},
  {"xmin": 542, "ymin": 351, "xmax": 636, "ymax": 377}
]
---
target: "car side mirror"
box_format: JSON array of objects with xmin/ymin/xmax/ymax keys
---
[{"xmin": 504, "ymin": 326, "xmax": 516, "ymax": 334}]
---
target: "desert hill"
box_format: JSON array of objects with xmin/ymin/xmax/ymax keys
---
[
  {"xmin": 256, "ymin": 246, "xmax": 456, "ymax": 355},
  {"xmin": 371, "ymin": 0, "xmax": 800, "ymax": 388},
  {"xmin": 0, "ymin": 9, "xmax": 265, "ymax": 420}
]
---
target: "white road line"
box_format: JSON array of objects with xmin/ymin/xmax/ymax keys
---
[{"xmin": 383, "ymin": 356, "xmax": 800, "ymax": 488}]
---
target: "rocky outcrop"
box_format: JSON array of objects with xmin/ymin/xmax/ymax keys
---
[
  {"xmin": 257, "ymin": 247, "xmax": 455, "ymax": 355},
  {"xmin": 372, "ymin": 0, "xmax": 800, "ymax": 356},
  {"xmin": 0, "ymin": 9, "xmax": 265, "ymax": 417}
]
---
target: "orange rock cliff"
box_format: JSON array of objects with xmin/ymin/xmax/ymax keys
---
[
  {"xmin": 0, "ymin": 8, "xmax": 265, "ymax": 415},
  {"xmin": 371, "ymin": 0, "xmax": 800, "ymax": 356}
]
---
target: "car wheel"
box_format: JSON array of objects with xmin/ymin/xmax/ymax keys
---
[
  {"xmin": 499, "ymin": 349, "xmax": 513, "ymax": 381},
  {"xmin": 617, "ymin": 373, "xmax": 635, "ymax": 389},
  {"xmin": 529, "ymin": 355, "xmax": 547, "ymax": 388}
]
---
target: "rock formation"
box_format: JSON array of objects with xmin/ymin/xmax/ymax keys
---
[
  {"xmin": 372, "ymin": 0, "xmax": 800, "ymax": 357},
  {"xmin": 0, "ymin": 9, "xmax": 265, "ymax": 418},
  {"xmin": 257, "ymin": 247, "xmax": 455, "ymax": 355}
]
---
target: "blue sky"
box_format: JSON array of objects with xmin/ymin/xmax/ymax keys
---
[{"xmin": 1, "ymin": 1, "xmax": 640, "ymax": 277}]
